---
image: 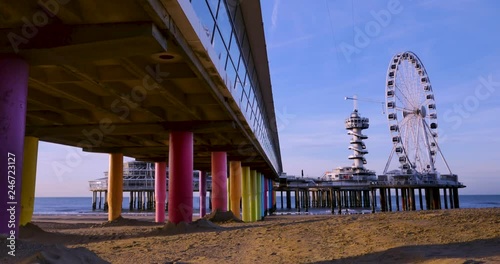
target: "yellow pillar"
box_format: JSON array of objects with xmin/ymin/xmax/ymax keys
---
[
  {"xmin": 20, "ymin": 136, "xmax": 39, "ymax": 226},
  {"xmin": 107, "ymin": 153, "xmax": 123, "ymax": 221},
  {"xmin": 229, "ymin": 161, "xmax": 242, "ymax": 219},
  {"xmin": 241, "ymin": 166, "xmax": 251, "ymax": 222}
]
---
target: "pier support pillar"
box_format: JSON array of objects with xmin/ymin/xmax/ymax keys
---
[
  {"xmin": 92, "ymin": 192, "xmax": 97, "ymax": 210},
  {"xmin": 264, "ymin": 178, "xmax": 268, "ymax": 216},
  {"xmin": 0, "ymin": 55, "xmax": 29, "ymax": 237},
  {"xmin": 443, "ymin": 188, "xmax": 448, "ymax": 209},
  {"xmin": 199, "ymin": 171, "xmax": 207, "ymax": 217},
  {"xmin": 269, "ymin": 179, "xmax": 273, "ymax": 213},
  {"xmin": 337, "ymin": 190, "xmax": 343, "ymax": 214},
  {"xmin": 108, "ymin": 153, "xmax": 123, "ymax": 221},
  {"xmin": 305, "ymin": 189, "xmax": 309, "ymax": 212},
  {"xmin": 168, "ymin": 131, "xmax": 193, "ymax": 224},
  {"xmin": 280, "ymin": 191, "xmax": 284, "ymax": 209},
  {"xmin": 155, "ymin": 162, "xmax": 167, "ymax": 222},
  {"xmin": 211, "ymin": 152, "xmax": 227, "ymax": 212},
  {"xmin": 241, "ymin": 167, "xmax": 251, "ymax": 222},
  {"xmin": 387, "ymin": 188, "xmax": 392, "ymax": 212},
  {"xmin": 395, "ymin": 188, "xmax": 400, "ymax": 211},
  {"xmin": 448, "ymin": 188, "xmax": 454, "ymax": 209},
  {"xmin": 453, "ymin": 188, "xmax": 460, "ymax": 208},
  {"xmin": 250, "ymin": 170, "xmax": 258, "ymax": 221},
  {"xmin": 229, "ymin": 161, "xmax": 242, "ymax": 219},
  {"xmin": 259, "ymin": 173, "xmax": 264, "ymax": 219},
  {"xmin": 20, "ymin": 136, "xmax": 39, "ymax": 226},
  {"xmin": 418, "ymin": 188, "xmax": 423, "ymax": 210}
]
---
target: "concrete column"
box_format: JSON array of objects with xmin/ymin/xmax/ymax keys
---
[
  {"xmin": 257, "ymin": 173, "xmax": 263, "ymax": 220},
  {"xmin": 264, "ymin": 178, "xmax": 268, "ymax": 216},
  {"xmin": 155, "ymin": 162, "xmax": 167, "ymax": 222},
  {"xmin": 168, "ymin": 131, "xmax": 193, "ymax": 224},
  {"xmin": 269, "ymin": 180, "xmax": 273, "ymax": 213},
  {"xmin": 199, "ymin": 171, "xmax": 207, "ymax": 217},
  {"xmin": 241, "ymin": 166, "xmax": 251, "ymax": 222},
  {"xmin": 261, "ymin": 174, "xmax": 265, "ymax": 218},
  {"xmin": 273, "ymin": 187, "xmax": 277, "ymax": 211},
  {"xmin": 250, "ymin": 170, "xmax": 258, "ymax": 221},
  {"xmin": 229, "ymin": 161, "xmax": 242, "ymax": 219},
  {"xmin": 211, "ymin": 152, "xmax": 227, "ymax": 212},
  {"xmin": 20, "ymin": 137, "xmax": 39, "ymax": 226},
  {"xmin": 0, "ymin": 55, "xmax": 29, "ymax": 237},
  {"xmin": 108, "ymin": 153, "xmax": 123, "ymax": 221},
  {"xmin": 395, "ymin": 188, "xmax": 400, "ymax": 211},
  {"xmin": 92, "ymin": 192, "xmax": 97, "ymax": 210}
]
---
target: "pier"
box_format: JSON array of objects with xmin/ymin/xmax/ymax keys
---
[
  {"xmin": 274, "ymin": 175, "xmax": 465, "ymax": 214},
  {"xmin": 89, "ymin": 161, "xmax": 213, "ymax": 211}
]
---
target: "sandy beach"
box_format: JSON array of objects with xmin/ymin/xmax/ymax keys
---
[{"xmin": 1, "ymin": 208, "xmax": 499, "ymax": 263}]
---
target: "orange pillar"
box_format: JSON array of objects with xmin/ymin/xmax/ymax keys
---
[
  {"xmin": 229, "ymin": 161, "xmax": 242, "ymax": 219},
  {"xmin": 107, "ymin": 153, "xmax": 123, "ymax": 221}
]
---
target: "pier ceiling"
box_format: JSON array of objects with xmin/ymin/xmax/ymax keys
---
[{"xmin": 1, "ymin": 0, "xmax": 281, "ymax": 177}]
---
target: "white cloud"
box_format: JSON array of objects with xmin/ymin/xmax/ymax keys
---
[{"xmin": 271, "ymin": 0, "xmax": 280, "ymax": 31}]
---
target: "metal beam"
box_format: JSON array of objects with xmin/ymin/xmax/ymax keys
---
[
  {"xmin": 2, "ymin": 23, "xmax": 168, "ymax": 62},
  {"xmin": 26, "ymin": 121, "xmax": 236, "ymax": 137}
]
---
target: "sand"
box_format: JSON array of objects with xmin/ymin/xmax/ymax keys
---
[{"xmin": 1, "ymin": 208, "xmax": 499, "ymax": 263}]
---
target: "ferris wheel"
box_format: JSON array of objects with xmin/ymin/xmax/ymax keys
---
[{"xmin": 383, "ymin": 51, "xmax": 452, "ymax": 175}]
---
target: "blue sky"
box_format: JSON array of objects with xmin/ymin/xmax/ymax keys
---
[
  {"xmin": 35, "ymin": 0, "xmax": 499, "ymax": 196},
  {"xmin": 262, "ymin": 0, "xmax": 500, "ymax": 194}
]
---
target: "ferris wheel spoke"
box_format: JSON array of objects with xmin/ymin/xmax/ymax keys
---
[{"xmin": 395, "ymin": 84, "xmax": 416, "ymax": 109}]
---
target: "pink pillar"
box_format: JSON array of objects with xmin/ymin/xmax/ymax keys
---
[
  {"xmin": 155, "ymin": 162, "xmax": 167, "ymax": 222},
  {"xmin": 211, "ymin": 152, "xmax": 227, "ymax": 212},
  {"xmin": 199, "ymin": 171, "xmax": 207, "ymax": 217},
  {"xmin": 168, "ymin": 131, "xmax": 193, "ymax": 224},
  {"xmin": 0, "ymin": 55, "xmax": 29, "ymax": 238}
]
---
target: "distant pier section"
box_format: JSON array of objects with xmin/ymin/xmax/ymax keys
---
[{"xmin": 89, "ymin": 161, "xmax": 212, "ymax": 211}]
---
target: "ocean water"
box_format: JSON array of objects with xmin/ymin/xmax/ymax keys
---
[
  {"xmin": 34, "ymin": 196, "xmax": 208, "ymax": 215},
  {"xmin": 33, "ymin": 195, "xmax": 500, "ymax": 215}
]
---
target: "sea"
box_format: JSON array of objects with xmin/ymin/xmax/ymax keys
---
[{"xmin": 33, "ymin": 195, "xmax": 500, "ymax": 216}]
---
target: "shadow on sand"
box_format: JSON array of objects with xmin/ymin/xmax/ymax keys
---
[{"xmin": 311, "ymin": 238, "xmax": 500, "ymax": 264}]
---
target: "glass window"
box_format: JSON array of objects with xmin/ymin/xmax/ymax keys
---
[
  {"xmin": 228, "ymin": 32, "xmax": 241, "ymax": 68},
  {"xmin": 216, "ymin": 1, "xmax": 232, "ymax": 45},
  {"xmin": 239, "ymin": 88, "xmax": 246, "ymax": 106},
  {"xmin": 206, "ymin": 0, "xmax": 219, "ymax": 11},
  {"xmin": 246, "ymin": 58, "xmax": 254, "ymax": 87},
  {"xmin": 212, "ymin": 29, "xmax": 227, "ymax": 61},
  {"xmin": 234, "ymin": 77, "xmax": 243, "ymax": 107},
  {"xmin": 233, "ymin": 9, "xmax": 245, "ymax": 43},
  {"xmin": 225, "ymin": 56, "xmax": 237, "ymax": 90},
  {"xmin": 247, "ymin": 87, "xmax": 255, "ymax": 110},
  {"xmin": 237, "ymin": 56, "xmax": 246, "ymax": 84},
  {"xmin": 190, "ymin": 1, "xmax": 216, "ymax": 41},
  {"xmin": 240, "ymin": 33, "xmax": 250, "ymax": 65}
]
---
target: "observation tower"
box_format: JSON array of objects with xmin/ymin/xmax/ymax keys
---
[{"xmin": 346, "ymin": 109, "xmax": 369, "ymax": 169}]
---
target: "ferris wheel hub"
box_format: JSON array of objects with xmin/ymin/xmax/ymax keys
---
[{"xmin": 419, "ymin": 105, "xmax": 427, "ymax": 118}]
